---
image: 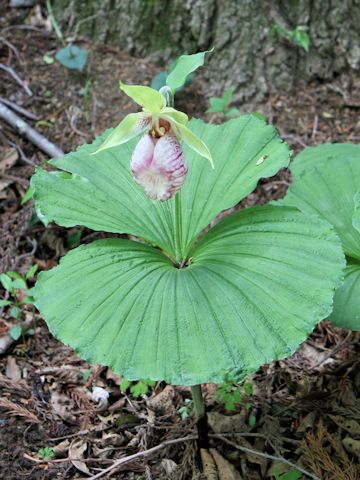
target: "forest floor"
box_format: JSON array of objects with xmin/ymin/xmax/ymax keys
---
[{"xmin": 1, "ymin": 3, "xmax": 360, "ymax": 480}]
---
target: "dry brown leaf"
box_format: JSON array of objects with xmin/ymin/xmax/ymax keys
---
[
  {"xmin": 210, "ymin": 448, "xmax": 243, "ymax": 480},
  {"xmin": 342, "ymin": 437, "xmax": 360, "ymax": 458},
  {"xmin": 68, "ymin": 439, "xmax": 90, "ymax": 475},
  {"xmin": 329, "ymin": 414, "xmax": 360, "ymax": 435},
  {"xmin": 207, "ymin": 411, "xmax": 247, "ymax": 434},
  {"xmin": 146, "ymin": 385, "xmax": 176, "ymax": 415},
  {"xmin": 50, "ymin": 389, "xmax": 77, "ymax": 424},
  {"xmin": 52, "ymin": 439, "xmax": 70, "ymax": 457},
  {"xmin": 5, "ymin": 356, "xmax": 21, "ymax": 381},
  {"xmin": 201, "ymin": 449, "xmax": 218, "ymax": 480},
  {"xmin": 0, "ymin": 147, "xmax": 18, "ymax": 172}
]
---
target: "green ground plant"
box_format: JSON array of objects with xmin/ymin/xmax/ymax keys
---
[
  {"xmin": 281, "ymin": 144, "xmax": 360, "ymax": 330},
  {"xmin": 272, "ymin": 24, "xmax": 310, "ymax": 52},
  {"xmin": 206, "ymin": 86, "xmax": 240, "ymax": 117},
  {"xmin": 0, "ymin": 265, "xmax": 38, "ymax": 340},
  {"xmin": 30, "ymin": 52, "xmax": 345, "ymax": 463}
]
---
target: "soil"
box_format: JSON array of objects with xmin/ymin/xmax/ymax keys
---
[{"xmin": 1, "ymin": 2, "xmax": 360, "ymax": 479}]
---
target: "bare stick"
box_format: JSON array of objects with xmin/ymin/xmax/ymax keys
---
[
  {"xmin": 88, "ymin": 435, "xmax": 198, "ymax": 479},
  {"xmin": 0, "ymin": 97, "xmax": 39, "ymax": 120},
  {"xmin": 0, "ymin": 102, "xmax": 64, "ymax": 159},
  {"xmin": 213, "ymin": 434, "xmax": 320, "ymax": 480},
  {"xmin": 0, "ymin": 63, "xmax": 32, "ymax": 96}
]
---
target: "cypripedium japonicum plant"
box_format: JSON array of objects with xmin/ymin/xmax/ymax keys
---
[{"xmin": 93, "ymin": 82, "xmax": 213, "ymax": 201}]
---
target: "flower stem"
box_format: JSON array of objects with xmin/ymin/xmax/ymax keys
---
[
  {"xmin": 174, "ymin": 192, "xmax": 183, "ymax": 265},
  {"xmin": 191, "ymin": 385, "xmax": 209, "ymax": 448}
]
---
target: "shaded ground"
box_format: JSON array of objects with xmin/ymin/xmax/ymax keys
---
[{"xmin": 1, "ymin": 3, "xmax": 360, "ymax": 479}]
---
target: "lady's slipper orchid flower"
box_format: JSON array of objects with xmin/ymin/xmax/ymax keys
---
[{"xmin": 93, "ymin": 82, "xmax": 213, "ymax": 201}]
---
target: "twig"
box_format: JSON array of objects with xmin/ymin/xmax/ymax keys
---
[
  {"xmin": 0, "ymin": 103, "xmax": 64, "ymax": 159},
  {"xmin": 0, "ymin": 97, "xmax": 39, "ymax": 120},
  {"xmin": 0, "ymin": 63, "xmax": 32, "ymax": 96},
  {"xmin": 213, "ymin": 434, "xmax": 320, "ymax": 480},
  {"xmin": 88, "ymin": 435, "xmax": 198, "ymax": 479}
]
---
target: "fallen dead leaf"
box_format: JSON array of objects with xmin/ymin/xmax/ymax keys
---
[
  {"xmin": 0, "ymin": 147, "xmax": 18, "ymax": 172},
  {"xmin": 5, "ymin": 355, "xmax": 21, "ymax": 381},
  {"xmin": 342, "ymin": 436, "xmax": 360, "ymax": 458},
  {"xmin": 329, "ymin": 414, "xmax": 360, "ymax": 435},
  {"xmin": 146, "ymin": 385, "xmax": 176, "ymax": 415},
  {"xmin": 201, "ymin": 448, "xmax": 218, "ymax": 480},
  {"xmin": 210, "ymin": 448, "xmax": 243, "ymax": 480},
  {"xmin": 68, "ymin": 439, "xmax": 90, "ymax": 475}
]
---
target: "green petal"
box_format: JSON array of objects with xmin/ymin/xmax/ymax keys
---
[
  {"xmin": 92, "ymin": 113, "xmax": 148, "ymax": 154},
  {"xmin": 162, "ymin": 107, "xmax": 188, "ymax": 125},
  {"xmin": 171, "ymin": 120, "xmax": 214, "ymax": 168},
  {"xmin": 120, "ymin": 81, "xmax": 166, "ymax": 112}
]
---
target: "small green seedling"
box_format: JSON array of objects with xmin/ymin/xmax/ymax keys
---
[
  {"xmin": 0, "ymin": 265, "xmax": 38, "ymax": 340},
  {"xmin": 120, "ymin": 379, "xmax": 156, "ymax": 398},
  {"xmin": 47, "ymin": 0, "xmax": 88, "ymax": 72},
  {"xmin": 178, "ymin": 399, "xmax": 193, "ymax": 420},
  {"xmin": 151, "ymin": 49, "xmax": 212, "ymax": 92},
  {"xmin": 217, "ymin": 375, "xmax": 254, "ymax": 416},
  {"xmin": 55, "ymin": 45, "xmax": 88, "ymax": 72},
  {"xmin": 272, "ymin": 25, "xmax": 310, "ymax": 52},
  {"xmin": 206, "ymin": 87, "xmax": 240, "ymax": 117},
  {"xmin": 37, "ymin": 447, "xmax": 55, "ymax": 461},
  {"xmin": 274, "ymin": 465, "xmax": 303, "ymax": 480}
]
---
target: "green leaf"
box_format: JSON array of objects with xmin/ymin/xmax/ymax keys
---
[
  {"xmin": 331, "ymin": 261, "xmax": 360, "ymax": 330},
  {"xmin": 150, "ymin": 71, "xmax": 167, "ymax": 91},
  {"xmin": 225, "ymin": 107, "xmax": 240, "ymax": 117},
  {"xmin": 207, "ymin": 97, "xmax": 225, "ymax": 113},
  {"xmin": 32, "ymin": 115, "xmax": 292, "ymax": 262},
  {"xmin": 222, "ymin": 87, "xmax": 235, "ymax": 106},
  {"xmin": 120, "ymin": 379, "xmax": 131, "ymax": 392},
  {"xmin": 9, "ymin": 324, "xmax": 22, "ymax": 340},
  {"xmin": 37, "ymin": 447, "xmax": 54, "ymax": 461},
  {"xmin": 33, "ymin": 206, "xmax": 344, "ymax": 385},
  {"xmin": 166, "ymin": 50, "xmax": 212, "ymax": 92},
  {"xmin": 290, "ymin": 143, "xmax": 360, "ymax": 179},
  {"xmin": 282, "ymin": 144, "xmax": 360, "ymax": 330},
  {"xmin": 55, "ymin": 45, "xmax": 88, "ymax": 71},
  {"xmin": 282, "ymin": 470, "xmax": 303, "ymax": 480},
  {"xmin": 12, "ymin": 278, "xmax": 27, "ymax": 291},
  {"xmin": 0, "ymin": 274, "xmax": 13, "ymax": 293},
  {"xmin": 0, "ymin": 299, "xmax": 12, "ymax": 307},
  {"xmin": 119, "ymin": 81, "xmax": 165, "ymax": 112},
  {"xmin": 283, "ymin": 148, "xmax": 360, "ymax": 260},
  {"xmin": 353, "ymin": 191, "xmax": 360, "ymax": 233},
  {"xmin": 26, "ymin": 264, "xmax": 39, "ymax": 280},
  {"xmin": 10, "ymin": 306, "xmax": 21, "ymax": 319},
  {"xmin": 21, "ymin": 186, "xmax": 34, "ymax": 205}
]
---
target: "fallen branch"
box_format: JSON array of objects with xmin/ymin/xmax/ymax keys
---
[
  {"xmin": 0, "ymin": 102, "xmax": 64, "ymax": 159},
  {"xmin": 88, "ymin": 434, "xmax": 198, "ymax": 479},
  {"xmin": 0, "ymin": 97, "xmax": 39, "ymax": 120},
  {"xmin": 0, "ymin": 63, "xmax": 32, "ymax": 96},
  {"xmin": 212, "ymin": 434, "xmax": 320, "ymax": 480}
]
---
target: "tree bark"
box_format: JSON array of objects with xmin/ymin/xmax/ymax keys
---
[{"xmin": 58, "ymin": 0, "xmax": 360, "ymax": 103}]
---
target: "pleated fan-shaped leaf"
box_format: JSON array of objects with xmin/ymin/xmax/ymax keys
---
[
  {"xmin": 31, "ymin": 115, "xmax": 291, "ymax": 261},
  {"xmin": 34, "ymin": 205, "xmax": 344, "ymax": 385},
  {"xmin": 354, "ymin": 192, "xmax": 360, "ymax": 233},
  {"xmin": 283, "ymin": 144, "xmax": 360, "ymax": 330}
]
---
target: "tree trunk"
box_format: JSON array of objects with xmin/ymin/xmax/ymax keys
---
[{"xmin": 58, "ymin": 0, "xmax": 360, "ymax": 103}]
